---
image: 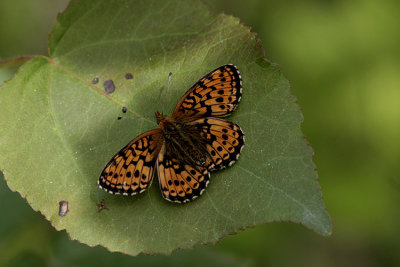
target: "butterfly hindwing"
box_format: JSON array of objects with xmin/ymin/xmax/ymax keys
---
[
  {"xmin": 188, "ymin": 117, "xmax": 245, "ymax": 170},
  {"xmin": 98, "ymin": 129, "xmax": 162, "ymax": 195},
  {"xmin": 172, "ymin": 64, "xmax": 242, "ymax": 120},
  {"xmin": 157, "ymin": 143, "xmax": 210, "ymax": 203}
]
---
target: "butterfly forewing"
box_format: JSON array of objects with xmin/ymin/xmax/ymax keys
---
[
  {"xmin": 98, "ymin": 129, "xmax": 162, "ymax": 195},
  {"xmin": 157, "ymin": 143, "xmax": 210, "ymax": 203},
  {"xmin": 172, "ymin": 64, "xmax": 242, "ymax": 120}
]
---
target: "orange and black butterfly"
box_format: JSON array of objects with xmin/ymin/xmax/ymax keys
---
[{"xmin": 98, "ymin": 64, "xmax": 244, "ymax": 203}]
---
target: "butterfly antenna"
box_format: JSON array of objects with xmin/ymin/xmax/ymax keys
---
[{"xmin": 162, "ymin": 72, "xmax": 172, "ymax": 114}]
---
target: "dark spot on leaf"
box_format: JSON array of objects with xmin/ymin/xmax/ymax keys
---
[
  {"xmin": 59, "ymin": 201, "xmax": 69, "ymax": 217},
  {"xmin": 125, "ymin": 73, "xmax": 133, "ymax": 80},
  {"xmin": 92, "ymin": 77, "xmax": 99, "ymax": 84},
  {"xmin": 122, "ymin": 106, "xmax": 127, "ymax": 113},
  {"xmin": 103, "ymin": 80, "xmax": 115, "ymax": 94}
]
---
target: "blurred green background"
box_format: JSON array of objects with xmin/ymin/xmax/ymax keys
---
[{"xmin": 1, "ymin": 0, "xmax": 399, "ymax": 266}]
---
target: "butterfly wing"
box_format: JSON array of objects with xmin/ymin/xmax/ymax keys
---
[
  {"xmin": 172, "ymin": 64, "xmax": 242, "ymax": 120},
  {"xmin": 98, "ymin": 129, "xmax": 162, "ymax": 195},
  {"xmin": 157, "ymin": 143, "xmax": 210, "ymax": 203},
  {"xmin": 187, "ymin": 117, "xmax": 245, "ymax": 170}
]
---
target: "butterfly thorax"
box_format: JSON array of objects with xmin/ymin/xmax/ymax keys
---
[{"xmin": 155, "ymin": 111, "xmax": 208, "ymax": 167}]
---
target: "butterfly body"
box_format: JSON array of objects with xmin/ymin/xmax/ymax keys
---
[
  {"xmin": 99, "ymin": 64, "xmax": 244, "ymax": 203},
  {"xmin": 155, "ymin": 111, "xmax": 206, "ymax": 168}
]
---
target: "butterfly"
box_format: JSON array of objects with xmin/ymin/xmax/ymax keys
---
[{"xmin": 98, "ymin": 64, "xmax": 245, "ymax": 203}]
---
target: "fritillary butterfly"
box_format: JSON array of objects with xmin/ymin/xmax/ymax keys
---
[{"xmin": 98, "ymin": 64, "xmax": 245, "ymax": 203}]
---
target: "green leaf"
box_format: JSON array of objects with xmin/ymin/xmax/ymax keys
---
[
  {"xmin": 0, "ymin": 0, "xmax": 331, "ymax": 255},
  {"xmin": 0, "ymin": 173, "xmax": 251, "ymax": 266}
]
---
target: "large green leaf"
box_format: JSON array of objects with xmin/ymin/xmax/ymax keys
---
[{"xmin": 0, "ymin": 0, "xmax": 331, "ymax": 255}]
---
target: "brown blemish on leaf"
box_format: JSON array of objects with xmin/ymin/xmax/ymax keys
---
[
  {"xmin": 103, "ymin": 80, "xmax": 115, "ymax": 94},
  {"xmin": 125, "ymin": 73, "xmax": 133, "ymax": 80},
  {"xmin": 59, "ymin": 201, "xmax": 69, "ymax": 217},
  {"xmin": 97, "ymin": 199, "xmax": 108, "ymax": 212}
]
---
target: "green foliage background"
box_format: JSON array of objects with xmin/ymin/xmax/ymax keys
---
[{"xmin": 1, "ymin": 0, "xmax": 399, "ymax": 266}]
